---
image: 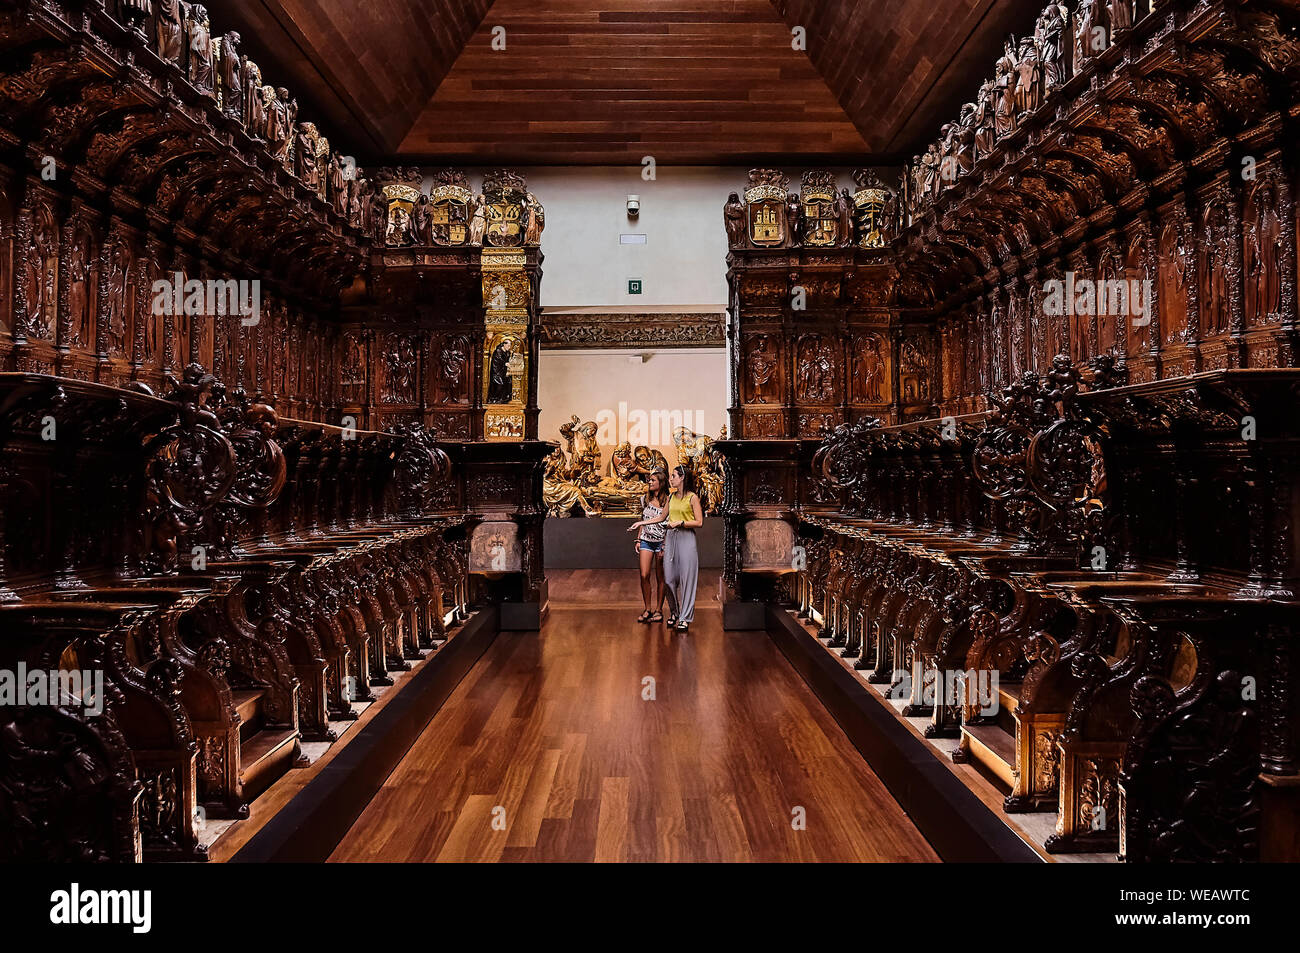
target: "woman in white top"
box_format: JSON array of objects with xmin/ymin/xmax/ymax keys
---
[{"xmin": 627, "ymin": 469, "xmax": 669, "ymax": 623}]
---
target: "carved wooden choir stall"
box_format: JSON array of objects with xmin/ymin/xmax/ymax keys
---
[
  {"xmin": 719, "ymin": 0, "xmax": 1300, "ymax": 862},
  {"xmin": 0, "ymin": 0, "xmax": 549, "ymax": 861}
]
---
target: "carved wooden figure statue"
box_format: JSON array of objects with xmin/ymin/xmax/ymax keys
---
[
  {"xmin": 1108, "ymin": 0, "xmax": 1133, "ymax": 34},
  {"xmin": 218, "ymin": 32, "xmax": 242, "ymax": 120},
  {"xmin": 412, "ymin": 194, "xmax": 432, "ymax": 245},
  {"xmin": 994, "ymin": 40, "xmax": 1017, "ymax": 138},
  {"xmin": 186, "ymin": 5, "xmax": 213, "ymax": 93},
  {"xmin": 1038, "ymin": 2, "xmax": 1071, "ymax": 89},
  {"xmin": 724, "ymin": 192, "xmax": 746, "ymax": 248},
  {"xmin": 974, "ymin": 78, "xmax": 995, "ymax": 158},
  {"xmin": 786, "ymin": 192, "xmax": 802, "ymax": 246},
  {"xmin": 241, "ymin": 61, "xmax": 263, "ymax": 135},
  {"xmin": 328, "ymin": 154, "xmax": 349, "ymax": 216},
  {"xmin": 1076, "ymin": 0, "xmax": 1104, "ymax": 63},
  {"xmin": 524, "ymin": 191, "xmax": 545, "ymax": 245},
  {"xmin": 1014, "ymin": 35, "xmax": 1042, "ymax": 115},
  {"xmin": 120, "ymin": 0, "xmax": 152, "ymax": 33},
  {"xmin": 156, "ymin": 0, "xmax": 185, "ymax": 66},
  {"xmin": 839, "ymin": 188, "xmax": 855, "ymax": 246},
  {"xmin": 294, "ymin": 123, "xmax": 319, "ymax": 191},
  {"xmin": 469, "ymin": 195, "xmax": 486, "ymax": 246}
]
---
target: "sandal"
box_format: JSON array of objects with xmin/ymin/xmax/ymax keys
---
[
  {"xmin": 637, "ymin": 611, "xmax": 652, "ymax": 623},
  {"xmin": 676, "ymin": 621, "xmax": 689, "ymax": 632},
  {"xmin": 648, "ymin": 612, "xmax": 663, "ymax": 623}
]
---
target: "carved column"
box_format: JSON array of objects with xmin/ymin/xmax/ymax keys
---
[{"xmin": 11, "ymin": 207, "xmax": 32, "ymax": 354}]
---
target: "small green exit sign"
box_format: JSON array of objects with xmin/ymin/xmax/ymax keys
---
[{"xmin": 628, "ymin": 278, "xmax": 643, "ymax": 295}]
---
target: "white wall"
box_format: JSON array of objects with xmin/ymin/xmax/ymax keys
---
[
  {"xmin": 424, "ymin": 165, "xmax": 873, "ymax": 310},
  {"xmin": 524, "ymin": 166, "xmax": 733, "ymax": 310}
]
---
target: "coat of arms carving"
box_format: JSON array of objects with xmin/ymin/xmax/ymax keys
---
[
  {"xmin": 800, "ymin": 171, "xmax": 839, "ymax": 246},
  {"xmin": 430, "ymin": 169, "xmax": 472, "ymax": 246},
  {"xmin": 745, "ymin": 168, "xmax": 788, "ymax": 247}
]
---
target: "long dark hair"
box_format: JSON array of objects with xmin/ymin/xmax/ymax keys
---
[
  {"xmin": 673, "ymin": 464, "xmax": 696, "ymax": 496},
  {"xmin": 645, "ymin": 469, "xmax": 668, "ymax": 508}
]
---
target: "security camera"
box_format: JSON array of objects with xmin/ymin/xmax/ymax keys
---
[{"xmin": 626, "ymin": 194, "xmax": 640, "ymax": 217}]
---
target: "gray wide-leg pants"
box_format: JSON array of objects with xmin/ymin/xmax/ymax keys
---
[{"xmin": 664, "ymin": 527, "xmax": 699, "ymax": 624}]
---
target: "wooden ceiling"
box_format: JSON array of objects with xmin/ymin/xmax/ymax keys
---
[{"xmin": 225, "ymin": 0, "xmax": 1045, "ymax": 164}]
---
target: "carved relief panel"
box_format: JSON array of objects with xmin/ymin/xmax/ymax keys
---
[
  {"xmin": 381, "ymin": 333, "xmax": 420, "ymax": 405},
  {"xmin": 849, "ymin": 331, "xmax": 889, "ymax": 405},
  {"xmin": 794, "ymin": 333, "xmax": 839, "ymax": 405},
  {"xmin": 743, "ymin": 332, "xmax": 781, "ymax": 405}
]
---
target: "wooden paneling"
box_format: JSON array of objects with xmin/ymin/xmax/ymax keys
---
[
  {"xmin": 399, "ymin": 0, "xmax": 870, "ymax": 163},
  {"xmin": 772, "ymin": 0, "xmax": 1046, "ymax": 158},
  {"xmin": 227, "ymin": 0, "xmax": 1048, "ymax": 163},
  {"xmin": 226, "ymin": 0, "xmax": 493, "ymax": 154}
]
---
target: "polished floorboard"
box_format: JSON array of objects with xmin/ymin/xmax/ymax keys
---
[{"xmin": 329, "ymin": 570, "xmax": 937, "ymax": 862}]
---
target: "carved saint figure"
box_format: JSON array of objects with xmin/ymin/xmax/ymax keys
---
[
  {"xmin": 1014, "ymin": 36, "xmax": 1042, "ymax": 116},
  {"xmin": 469, "ymin": 195, "xmax": 486, "ymax": 246},
  {"xmin": 1200, "ymin": 202, "xmax": 1231, "ymax": 336},
  {"xmin": 241, "ymin": 61, "xmax": 264, "ymax": 135},
  {"xmin": 384, "ymin": 337, "xmax": 417, "ymax": 404},
  {"xmin": 838, "ymin": 188, "xmax": 855, "ymax": 246},
  {"xmin": 120, "ymin": 0, "xmax": 152, "ymax": 33},
  {"xmin": 994, "ymin": 40, "xmax": 1017, "ymax": 138},
  {"xmin": 956, "ymin": 103, "xmax": 976, "ymax": 175},
  {"xmin": 1243, "ymin": 183, "xmax": 1282, "ymax": 326},
  {"xmin": 1076, "ymin": 0, "xmax": 1104, "ymax": 64},
  {"xmin": 1037, "ymin": 3, "xmax": 1071, "ymax": 89},
  {"xmin": 974, "ymin": 78, "xmax": 995, "ymax": 159},
  {"xmin": 921, "ymin": 143, "xmax": 941, "ymax": 199},
  {"xmin": 328, "ymin": 153, "xmax": 349, "ymax": 216},
  {"xmin": 347, "ymin": 176, "xmax": 364, "ymax": 230},
  {"xmin": 723, "ymin": 192, "xmax": 746, "ymax": 248},
  {"xmin": 938, "ymin": 123, "xmax": 957, "ymax": 187},
  {"xmin": 1157, "ymin": 220, "xmax": 1187, "ymax": 343},
  {"xmin": 854, "ymin": 334, "xmax": 885, "ymax": 403},
  {"xmin": 387, "ymin": 205, "xmax": 412, "ymax": 246},
  {"xmin": 797, "ymin": 337, "xmax": 836, "ymax": 403},
  {"xmin": 67, "ymin": 233, "xmax": 91, "ymax": 348},
  {"xmin": 746, "ymin": 335, "xmax": 778, "ymax": 404},
  {"xmin": 105, "ymin": 241, "xmax": 130, "ymax": 355},
  {"xmin": 1108, "ymin": 0, "xmax": 1133, "ymax": 35},
  {"xmin": 543, "ymin": 448, "xmax": 602, "ymax": 517},
  {"xmin": 186, "ymin": 5, "xmax": 213, "ymax": 93},
  {"xmin": 440, "ymin": 336, "xmax": 467, "ymax": 402},
  {"xmin": 785, "ymin": 192, "xmax": 802, "ymax": 246},
  {"xmin": 218, "ymin": 32, "xmax": 242, "ymax": 119},
  {"xmin": 294, "ymin": 123, "xmax": 319, "ymax": 191},
  {"xmin": 412, "ymin": 194, "xmax": 432, "ymax": 245},
  {"xmin": 524, "ymin": 192, "xmax": 545, "ymax": 245},
  {"xmin": 487, "ymin": 338, "xmax": 514, "ymax": 404},
  {"xmin": 156, "ymin": 0, "xmax": 184, "ymax": 66}
]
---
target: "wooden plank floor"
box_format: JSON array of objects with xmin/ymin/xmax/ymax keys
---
[{"xmin": 328, "ymin": 570, "xmax": 938, "ymax": 862}]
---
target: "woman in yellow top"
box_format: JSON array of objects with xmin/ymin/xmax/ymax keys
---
[{"xmin": 663, "ymin": 464, "xmax": 704, "ymax": 632}]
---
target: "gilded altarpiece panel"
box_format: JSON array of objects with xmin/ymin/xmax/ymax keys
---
[{"xmin": 482, "ymin": 247, "xmax": 529, "ymax": 441}]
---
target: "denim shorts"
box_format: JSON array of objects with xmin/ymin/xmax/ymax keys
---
[{"xmin": 638, "ymin": 539, "xmax": 664, "ymax": 553}]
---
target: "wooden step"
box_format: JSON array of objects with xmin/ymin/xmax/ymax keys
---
[
  {"xmin": 232, "ymin": 689, "xmax": 264, "ymax": 738},
  {"xmin": 963, "ymin": 723, "xmax": 1016, "ymax": 789},
  {"xmin": 239, "ymin": 727, "xmax": 300, "ymax": 803},
  {"xmin": 998, "ymin": 681, "xmax": 1021, "ymax": 713},
  {"xmin": 994, "ymin": 681, "xmax": 1021, "ymax": 735}
]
